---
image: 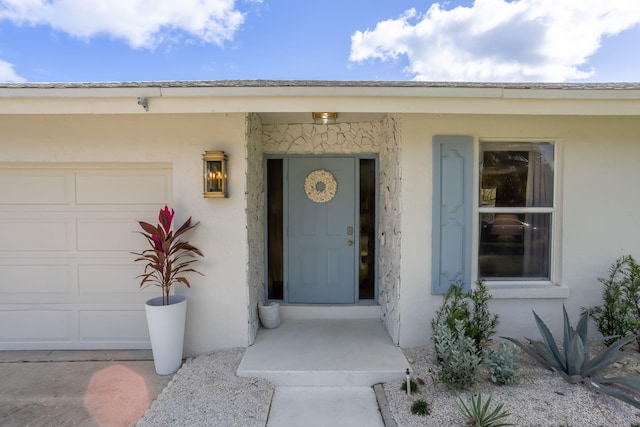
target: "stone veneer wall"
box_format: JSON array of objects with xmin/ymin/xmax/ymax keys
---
[
  {"xmin": 378, "ymin": 115, "xmax": 401, "ymax": 344},
  {"xmin": 245, "ymin": 113, "xmax": 265, "ymax": 345},
  {"xmin": 261, "ymin": 116, "xmax": 402, "ymax": 344}
]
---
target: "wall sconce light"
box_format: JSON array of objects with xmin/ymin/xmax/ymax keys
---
[
  {"xmin": 203, "ymin": 151, "xmax": 228, "ymax": 198},
  {"xmin": 312, "ymin": 112, "xmax": 338, "ymax": 124}
]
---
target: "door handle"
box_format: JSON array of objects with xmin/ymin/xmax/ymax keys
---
[{"xmin": 347, "ymin": 240, "xmax": 353, "ymax": 246}]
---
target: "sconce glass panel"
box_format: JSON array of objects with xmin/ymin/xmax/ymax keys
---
[{"xmin": 203, "ymin": 151, "xmax": 228, "ymax": 198}]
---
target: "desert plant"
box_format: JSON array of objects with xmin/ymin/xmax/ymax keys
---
[
  {"xmin": 432, "ymin": 280, "xmax": 499, "ymax": 355},
  {"xmin": 582, "ymin": 255, "xmax": 640, "ymax": 347},
  {"xmin": 488, "ymin": 341, "xmax": 522, "ymax": 386},
  {"xmin": 133, "ymin": 205, "xmax": 203, "ymax": 305},
  {"xmin": 410, "ymin": 399, "xmax": 430, "ymax": 416},
  {"xmin": 503, "ymin": 305, "xmax": 640, "ymax": 408},
  {"xmin": 433, "ymin": 319, "xmax": 484, "ymax": 389},
  {"xmin": 456, "ymin": 393, "xmax": 513, "ymax": 427}
]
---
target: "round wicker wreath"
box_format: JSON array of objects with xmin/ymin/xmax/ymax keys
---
[{"xmin": 304, "ymin": 169, "xmax": 337, "ymax": 203}]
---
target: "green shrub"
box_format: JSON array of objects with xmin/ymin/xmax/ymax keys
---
[
  {"xmin": 504, "ymin": 305, "xmax": 640, "ymax": 409},
  {"xmin": 432, "ymin": 280, "xmax": 499, "ymax": 355},
  {"xmin": 583, "ymin": 255, "xmax": 640, "ymax": 347},
  {"xmin": 410, "ymin": 399, "xmax": 430, "ymax": 416},
  {"xmin": 488, "ymin": 342, "xmax": 522, "ymax": 386},
  {"xmin": 456, "ymin": 393, "xmax": 513, "ymax": 427},
  {"xmin": 432, "ymin": 319, "xmax": 483, "ymax": 389},
  {"xmin": 400, "ymin": 378, "xmax": 419, "ymax": 393}
]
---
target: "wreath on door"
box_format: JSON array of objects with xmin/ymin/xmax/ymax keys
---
[{"xmin": 304, "ymin": 169, "xmax": 337, "ymax": 203}]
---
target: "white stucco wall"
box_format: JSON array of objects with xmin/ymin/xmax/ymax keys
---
[
  {"xmin": 4, "ymin": 108, "xmax": 639, "ymax": 353},
  {"xmin": 399, "ymin": 114, "xmax": 640, "ymax": 347},
  {"xmin": 0, "ymin": 113, "xmax": 251, "ymax": 356}
]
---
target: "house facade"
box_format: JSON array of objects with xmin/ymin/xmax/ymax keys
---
[{"xmin": 1, "ymin": 81, "xmax": 639, "ymax": 356}]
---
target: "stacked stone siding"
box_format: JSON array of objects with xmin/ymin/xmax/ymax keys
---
[
  {"xmin": 245, "ymin": 113, "xmax": 265, "ymax": 344},
  {"xmin": 256, "ymin": 117, "xmax": 402, "ymax": 344}
]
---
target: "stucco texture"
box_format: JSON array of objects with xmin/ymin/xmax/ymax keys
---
[
  {"xmin": 399, "ymin": 113, "xmax": 640, "ymax": 347},
  {"xmin": 0, "ymin": 113, "xmax": 251, "ymax": 356}
]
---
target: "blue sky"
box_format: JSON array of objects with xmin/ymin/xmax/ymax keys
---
[{"xmin": 0, "ymin": 0, "xmax": 639, "ymax": 83}]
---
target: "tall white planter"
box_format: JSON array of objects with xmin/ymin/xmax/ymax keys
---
[{"xmin": 145, "ymin": 294, "xmax": 187, "ymax": 375}]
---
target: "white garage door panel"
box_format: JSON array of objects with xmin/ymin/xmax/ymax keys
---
[
  {"xmin": 77, "ymin": 218, "xmax": 146, "ymax": 251},
  {"xmin": 79, "ymin": 310, "xmax": 149, "ymax": 342},
  {"xmin": 78, "ymin": 264, "xmax": 156, "ymax": 302},
  {"xmin": 0, "ymin": 309, "xmax": 73, "ymax": 341},
  {"xmin": 0, "ymin": 219, "xmax": 70, "ymax": 251},
  {"xmin": 0, "ymin": 264, "xmax": 72, "ymax": 295},
  {"xmin": 0, "ymin": 163, "xmax": 172, "ymax": 350},
  {"xmin": 0, "ymin": 172, "xmax": 71, "ymax": 205},
  {"xmin": 76, "ymin": 172, "xmax": 170, "ymax": 205}
]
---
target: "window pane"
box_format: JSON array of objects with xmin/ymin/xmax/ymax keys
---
[
  {"xmin": 480, "ymin": 143, "xmax": 554, "ymax": 208},
  {"xmin": 267, "ymin": 159, "xmax": 284, "ymax": 300},
  {"xmin": 359, "ymin": 158, "xmax": 376, "ymax": 300},
  {"xmin": 479, "ymin": 212, "xmax": 551, "ymax": 280}
]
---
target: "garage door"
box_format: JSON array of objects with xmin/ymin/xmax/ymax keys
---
[{"xmin": 0, "ymin": 164, "xmax": 172, "ymax": 350}]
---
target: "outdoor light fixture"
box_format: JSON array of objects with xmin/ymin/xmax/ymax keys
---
[
  {"xmin": 312, "ymin": 112, "xmax": 338, "ymax": 124},
  {"xmin": 137, "ymin": 97, "xmax": 149, "ymax": 111},
  {"xmin": 203, "ymin": 151, "xmax": 228, "ymax": 198}
]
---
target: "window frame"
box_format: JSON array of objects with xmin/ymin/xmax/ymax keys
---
[{"xmin": 473, "ymin": 138, "xmax": 561, "ymax": 290}]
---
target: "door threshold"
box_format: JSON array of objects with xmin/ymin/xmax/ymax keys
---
[{"xmin": 280, "ymin": 304, "xmax": 380, "ymax": 320}]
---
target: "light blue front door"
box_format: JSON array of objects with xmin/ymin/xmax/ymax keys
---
[{"xmin": 288, "ymin": 157, "xmax": 357, "ymax": 303}]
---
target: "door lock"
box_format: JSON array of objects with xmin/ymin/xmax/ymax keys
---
[{"xmin": 347, "ymin": 226, "xmax": 353, "ymax": 236}]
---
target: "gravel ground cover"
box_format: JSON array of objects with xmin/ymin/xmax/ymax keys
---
[
  {"xmin": 385, "ymin": 346, "xmax": 640, "ymax": 427},
  {"xmin": 137, "ymin": 344, "xmax": 640, "ymax": 427},
  {"xmin": 137, "ymin": 348, "xmax": 273, "ymax": 427}
]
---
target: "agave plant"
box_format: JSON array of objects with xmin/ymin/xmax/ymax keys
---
[
  {"xmin": 133, "ymin": 205, "xmax": 203, "ymax": 305},
  {"xmin": 456, "ymin": 393, "xmax": 513, "ymax": 427},
  {"xmin": 503, "ymin": 305, "xmax": 640, "ymax": 408}
]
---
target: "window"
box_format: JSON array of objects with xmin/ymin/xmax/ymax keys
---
[{"xmin": 478, "ymin": 142, "xmax": 554, "ymax": 281}]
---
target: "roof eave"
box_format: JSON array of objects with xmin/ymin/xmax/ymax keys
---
[{"xmin": 0, "ymin": 80, "xmax": 639, "ymax": 115}]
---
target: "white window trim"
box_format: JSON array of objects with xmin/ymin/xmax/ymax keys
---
[{"xmin": 471, "ymin": 137, "xmax": 568, "ymax": 299}]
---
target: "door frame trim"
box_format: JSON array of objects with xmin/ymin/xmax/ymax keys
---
[{"xmin": 263, "ymin": 153, "xmax": 379, "ymax": 305}]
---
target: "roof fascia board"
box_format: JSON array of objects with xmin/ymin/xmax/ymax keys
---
[
  {"xmin": 1, "ymin": 96, "xmax": 639, "ymax": 115},
  {"xmin": 502, "ymin": 88, "xmax": 640, "ymax": 100},
  {"xmin": 2, "ymin": 85, "xmax": 640, "ymax": 101},
  {"xmin": 0, "ymin": 87, "xmax": 163, "ymax": 99}
]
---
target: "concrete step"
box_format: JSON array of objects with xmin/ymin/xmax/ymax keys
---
[
  {"xmin": 267, "ymin": 386, "xmax": 385, "ymax": 427},
  {"xmin": 280, "ymin": 304, "xmax": 381, "ymax": 320},
  {"xmin": 237, "ymin": 318, "xmax": 410, "ymax": 387}
]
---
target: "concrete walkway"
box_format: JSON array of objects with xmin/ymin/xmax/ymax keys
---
[
  {"xmin": 238, "ymin": 317, "xmax": 409, "ymax": 427},
  {"xmin": 1, "ymin": 318, "xmax": 407, "ymax": 426},
  {"xmin": 0, "ymin": 350, "xmax": 172, "ymax": 427}
]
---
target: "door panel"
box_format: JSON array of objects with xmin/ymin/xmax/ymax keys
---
[{"xmin": 288, "ymin": 157, "xmax": 356, "ymax": 303}]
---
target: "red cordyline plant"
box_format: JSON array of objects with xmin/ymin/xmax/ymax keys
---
[{"xmin": 133, "ymin": 206, "xmax": 203, "ymax": 305}]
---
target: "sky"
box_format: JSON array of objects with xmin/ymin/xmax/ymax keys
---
[{"xmin": 0, "ymin": 0, "xmax": 639, "ymax": 83}]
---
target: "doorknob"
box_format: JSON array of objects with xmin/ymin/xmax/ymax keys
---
[{"xmin": 347, "ymin": 240, "xmax": 353, "ymax": 246}]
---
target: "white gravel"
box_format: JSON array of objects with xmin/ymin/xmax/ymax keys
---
[
  {"xmin": 137, "ymin": 348, "xmax": 274, "ymax": 427},
  {"xmin": 385, "ymin": 346, "xmax": 640, "ymax": 427},
  {"xmin": 137, "ymin": 345, "xmax": 640, "ymax": 427}
]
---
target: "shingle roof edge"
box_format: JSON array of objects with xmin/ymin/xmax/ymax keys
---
[{"xmin": 1, "ymin": 80, "xmax": 639, "ymax": 90}]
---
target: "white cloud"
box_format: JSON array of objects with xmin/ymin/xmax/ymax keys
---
[
  {"xmin": 0, "ymin": 0, "xmax": 246, "ymax": 49},
  {"xmin": 350, "ymin": 0, "xmax": 640, "ymax": 82},
  {"xmin": 0, "ymin": 59, "xmax": 25, "ymax": 82}
]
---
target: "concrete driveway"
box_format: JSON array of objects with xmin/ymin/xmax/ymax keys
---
[{"xmin": 0, "ymin": 350, "xmax": 173, "ymax": 427}]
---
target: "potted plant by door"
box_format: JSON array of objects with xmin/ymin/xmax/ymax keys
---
[{"xmin": 133, "ymin": 205, "xmax": 203, "ymax": 375}]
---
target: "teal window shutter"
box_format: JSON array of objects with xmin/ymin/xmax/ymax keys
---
[{"xmin": 432, "ymin": 136, "xmax": 473, "ymax": 294}]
